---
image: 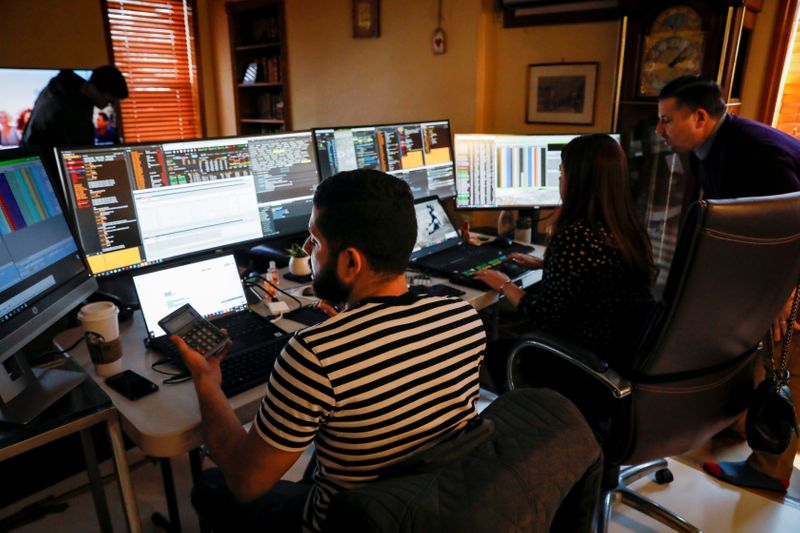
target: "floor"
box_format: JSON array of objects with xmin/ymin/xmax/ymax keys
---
[{"xmin": 2, "ymin": 398, "xmax": 800, "ymax": 532}]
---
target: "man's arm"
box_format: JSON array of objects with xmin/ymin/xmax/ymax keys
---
[{"xmin": 173, "ymin": 336, "xmax": 303, "ymax": 502}]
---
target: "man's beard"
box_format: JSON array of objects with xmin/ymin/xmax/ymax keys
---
[{"xmin": 311, "ymin": 257, "xmax": 351, "ymax": 305}]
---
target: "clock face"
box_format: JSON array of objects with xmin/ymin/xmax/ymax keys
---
[{"xmin": 639, "ymin": 6, "xmax": 705, "ymax": 97}]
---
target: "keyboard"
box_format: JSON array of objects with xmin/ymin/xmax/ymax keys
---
[
  {"xmin": 147, "ymin": 331, "xmax": 291, "ymax": 398},
  {"xmin": 220, "ymin": 335, "xmax": 290, "ymax": 397}
]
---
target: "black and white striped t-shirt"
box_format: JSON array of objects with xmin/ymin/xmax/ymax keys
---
[{"xmin": 254, "ymin": 292, "xmax": 486, "ymax": 532}]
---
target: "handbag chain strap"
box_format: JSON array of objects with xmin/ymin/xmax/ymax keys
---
[{"xmin": 772, "ymin": 281, "xmax": 800, "ymax": 388}]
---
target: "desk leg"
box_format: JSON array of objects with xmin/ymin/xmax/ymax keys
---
[
  {"xmin": 151, "ymin": 457, "xmax": 181, "ymax": 532},
  {"xmin": 79, "ymin": 428, "xmax": 113, "ymax": 533},
  {"xmin": 188, "ymin": 448, "xmax": 211, "ymax": 533},
  {"xmin": 106, "ymin": 415, "xmax": 142, "ymax": 533}
]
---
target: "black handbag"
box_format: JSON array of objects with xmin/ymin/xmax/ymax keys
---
[{"xmin": 746, "ymin": 284, "xmax": 800, "ymax": 455}]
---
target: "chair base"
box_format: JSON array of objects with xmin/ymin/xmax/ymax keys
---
[{"xmin": 596, "ymin": 459, "xmax": 702, "ymax": 533}]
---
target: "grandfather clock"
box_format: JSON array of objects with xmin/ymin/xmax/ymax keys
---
[{"xmin": 613, "ymin": 0, "xmax": 763, "ymax": 291}]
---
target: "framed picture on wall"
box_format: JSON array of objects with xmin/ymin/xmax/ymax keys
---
[
  {"xmin": 526, "ymin": 62, "xmax": 598, "ymax": 125},
  {"xmin": 353, "ymin": 0, "xmax": 380, "ymax": 38}
]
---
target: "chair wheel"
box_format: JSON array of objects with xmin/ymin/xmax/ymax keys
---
[{"xmin": 654, "ymin": 468, "xmax": 674, "ymax": 484}]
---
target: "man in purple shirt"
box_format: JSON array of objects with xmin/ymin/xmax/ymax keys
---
[{"xmin": 656, "ymin": 75, "xmax": 800, "ymax": 493}]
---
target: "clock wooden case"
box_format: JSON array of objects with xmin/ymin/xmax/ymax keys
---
[{"xmin": 613, "ymin": 0, "xmax": 763, "ymax": 292}]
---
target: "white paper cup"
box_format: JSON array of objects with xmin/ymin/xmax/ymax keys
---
[{"xmin": 78, "ymin": 302, "xmax": 122, "ymax": 377}]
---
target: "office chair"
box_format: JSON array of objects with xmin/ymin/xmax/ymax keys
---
[
  {"xmin": 323, "ymin": 388, "xmax": 602, "ymax": 533},
  {"xmin": 495, "ymin": 192, "xmax": 800, "ymax": 532}
]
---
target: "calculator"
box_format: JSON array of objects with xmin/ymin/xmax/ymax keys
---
[{"xmin": 158, "ymin": 303, "xmax": 229, "ymax": 357}]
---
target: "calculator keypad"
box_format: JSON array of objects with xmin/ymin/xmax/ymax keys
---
[{"xmin": 184, "ymin": 324, "xmax": 227, "ymax": 356}]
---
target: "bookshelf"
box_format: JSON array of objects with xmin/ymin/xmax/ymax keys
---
[{"xmin": 226, "ymin": 0, "xmax": 291, "ymax": 134}]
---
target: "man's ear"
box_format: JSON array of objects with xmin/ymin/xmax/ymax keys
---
[
  {"xmin": 694, "ymin": 108, "xmax": 711, "ymax": 129},
  {"xmin": 337, "ymin": 247, "xmax": 363, "ymax": 283}
]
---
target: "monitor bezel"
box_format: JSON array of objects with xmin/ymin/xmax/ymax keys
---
[
  {"xmin": 54, "ymin": 131, "xmax": 319, "ymax": 279},
  {"xmin": 453, "ymin": 132, "xmax": 621, "ymax": 211},
  {"xmin": 311, "ymin": 118, "xmax": 456, "ymax": 199},
  {"xmin": 0, "ymin": 147, "xmax": 97, "ymax": 420}
]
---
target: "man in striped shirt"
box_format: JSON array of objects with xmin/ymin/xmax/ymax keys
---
[{"xmin": 174, "ymin": 169, "xmax": 486, "ymax": 532}]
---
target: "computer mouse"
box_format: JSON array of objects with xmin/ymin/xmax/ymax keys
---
[{"xmin": 488, "ymin": 236, "xmax": 514, "ymax": 248}]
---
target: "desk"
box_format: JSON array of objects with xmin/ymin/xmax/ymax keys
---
[
  {"xmin": 53, "ymin": 256, "xmax": 544, "ymax": 529},
  {"xmin": 0, "ymin": 358, "xmax": 141, "ymax": 533}
]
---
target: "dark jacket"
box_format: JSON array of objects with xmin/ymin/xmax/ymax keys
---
[
  {"xmin": 692, "ymin": 114, "xmax": 800, "ymax": 200},
  {"xmin": 323, "ymin": 389, "xmax": 602, "ymax": 533},
  {"xmin": 20, "ymin": 69, "xmax": 95, "ymax": 172}
]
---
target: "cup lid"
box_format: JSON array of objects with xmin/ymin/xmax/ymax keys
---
[{"xmin": 78, "ymin": 301, "xmax": 119, "ymax": 321}]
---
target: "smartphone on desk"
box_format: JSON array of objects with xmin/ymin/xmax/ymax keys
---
[
  {"xmin": 106, "ymin": 370, "xmax": 159, "ymax": 401},
  {"xmin": 157, "ymin": 303, "xmax": 229, "ymax": 357}
]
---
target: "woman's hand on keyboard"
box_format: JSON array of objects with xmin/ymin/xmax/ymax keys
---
[
  {"xmin": 171, "ymin": 333, "xmax": 232, "ymax": 386},
  {"xmin": 510, "ymin": 253, "xmax": 543, "ymax": 270}
]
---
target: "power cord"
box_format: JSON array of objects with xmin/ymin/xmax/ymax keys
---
[
  {"xmin": 245, "ymin": 273, "xmax": 304, "ymax": 309},
  {"xmin": 32, "ymin": 334, "xmax": 87, "ymax": 365}
]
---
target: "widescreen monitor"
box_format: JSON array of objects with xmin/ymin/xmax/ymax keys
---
[
  {"xmin": 454, "ymin": 133, "xmax": 621, "ymax": 209},
  {"xmin": 57, "ymin": 131, "xmax": 319, "ymax": 277},
  {"xmin": 0, "ymin": 68, "xmax": 117, "ymax": 147},
  {"xmin": 0, "ymin": 148, "xmax": 97, "ymax": 424},
  {"xmin": 313, "ymin": 119, "xmax": 456, "ymax": 199}
]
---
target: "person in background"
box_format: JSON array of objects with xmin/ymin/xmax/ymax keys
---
[
  {"xmin": 656, "ymin": 75, "xmax": 800, "ymax": 493},
  {"xmin": 94, "ymin": 111, "xmax": 120, "ymax": 144},
  {"xmin": 20, "ymin": 65, "xmax": 128, "ymax": 171},
  {"xmin": 176, "ymin": 169, "xmax": 487, "ymax": 532},
  {"xmin": 15, "ymin": 108, "xmax": 31, "ymax": 140},
  {"xmin": 0, "ymin": 111, "xmax": 20, "ymax": 146},
  {"xmin": 475, "ymin": 134, "xmax": 655, "ymax": 374}
]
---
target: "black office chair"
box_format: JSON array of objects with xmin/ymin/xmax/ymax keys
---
[
  {"xmin": 323, "ymin": 388, "xmax": 602, "ymax": 533},
  {"xmin": 494, "ymin": 192, "xmax": 800, "ymax": 532}
]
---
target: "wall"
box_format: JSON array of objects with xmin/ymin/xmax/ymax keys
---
[
  {"xmin": 0, "ymin": 0, "xmax": 108, "ymax": 68},
  {"xmin": 207, "ymin": 1, "xmax": 621, "ymax": 137},
  {"xmin": 209, "ymin": 0, "xmax": 484, "ymax": 136},
  {"xmin": 486, "ymin": 18, "xmax": 621, "ymax": 134},
  {"xmin": 0, "ymin": 1, "xmax": 781, "ymax": 138}
]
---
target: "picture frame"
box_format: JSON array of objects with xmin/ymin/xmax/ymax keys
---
[
  {"xmin": 353, "ymin": 0, "xmax": 380, "ymax": 39},
  {"xmin": 526, "ymin": 62, "xmax": 598, "ymax": 125}
]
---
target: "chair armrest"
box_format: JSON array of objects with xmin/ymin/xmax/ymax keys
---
[{"xmin": 504, "ymin": 332, "xmax": 632, "ymax": 399}]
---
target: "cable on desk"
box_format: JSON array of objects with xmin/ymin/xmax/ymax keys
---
[
  {"xmin": 151, "ymin": 359, "xmax": 191, "ymax": 384},
  {"xmin": 33, "ymin": 334, "xmax": 88, "ymax": 365},
  {"xmin": 245, "ymin": 273, "xmax": 304, "ymax": 309}
]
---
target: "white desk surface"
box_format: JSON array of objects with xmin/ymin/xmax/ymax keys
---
[{"xmin": 54, "ymin": 246, "xmax": 544, "ymax": 459}]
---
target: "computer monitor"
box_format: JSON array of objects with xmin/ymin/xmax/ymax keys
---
[
  {"xmin": 57, "ymin": 131, "xmax": 319, "ymax": 277},
  {"xmin": 313, "ymin": 120, "xmax": 456, "ymax": 199},
  {"xmin": 0, "ymin": 148, "xmax": 98, "ymax": 424},
  {"xmin": 0, "ymin": 67, "xmax": 117, "ymax": 148},
  {"xmin": 454, "ymin": 133, "xmax": 621, "ymax": 209}
]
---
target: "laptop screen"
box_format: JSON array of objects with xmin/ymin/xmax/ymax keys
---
[
  {"xmin": 132, "ymin": 254, "xmax": 248, "ymax": 337},
  {"xmin": 412, "ymin": 197, "xmax": 459, "ymax": 254}
]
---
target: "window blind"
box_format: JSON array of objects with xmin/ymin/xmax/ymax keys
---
[{"xmin": 104, "ymin": 0, "xmax": 202, "ymax": 142}]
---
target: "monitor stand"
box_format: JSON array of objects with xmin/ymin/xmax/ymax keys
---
[
  {"xmin": 93, "ymin": 275, "xmax": 140, "ymax": 322},
  {"xmin": 518, "ymin": 208, "xmax": 544, "ymax": 244},
  {"xmin": 0, "ymin": 352, "xmax": 86, "ymax": 425}
]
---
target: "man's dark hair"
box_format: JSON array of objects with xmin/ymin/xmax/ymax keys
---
[
  {"xmin": 658, "ymin": 75, "xmax": 726, "ymax": 118},
  {"xmin": 90, "ymin": 66, "xmax": 129, "ymax": 99},
  {"xmin": 97, "ymin": 112, "xmax": 109, "ymax": 121},
  {"xmin": 313, "ymin": 169, "xmax": 416, "ymax": 275}
]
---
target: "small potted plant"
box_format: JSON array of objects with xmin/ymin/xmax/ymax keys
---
[
  {"xmin": 514, "ymin": 216, "xmax": 533, "ymax": 244},
  {"xmin": 286, "ymin": 243, "xmax": 312, "ymax": 276}
]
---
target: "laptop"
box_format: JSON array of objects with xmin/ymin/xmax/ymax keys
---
[
  {"xmin": 409, "ymin": 196, "xmax": 533, "ymax": 288},
  {"xmin": 132, "ymin": 254, "xmax": 286, "ymax": 357}
]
